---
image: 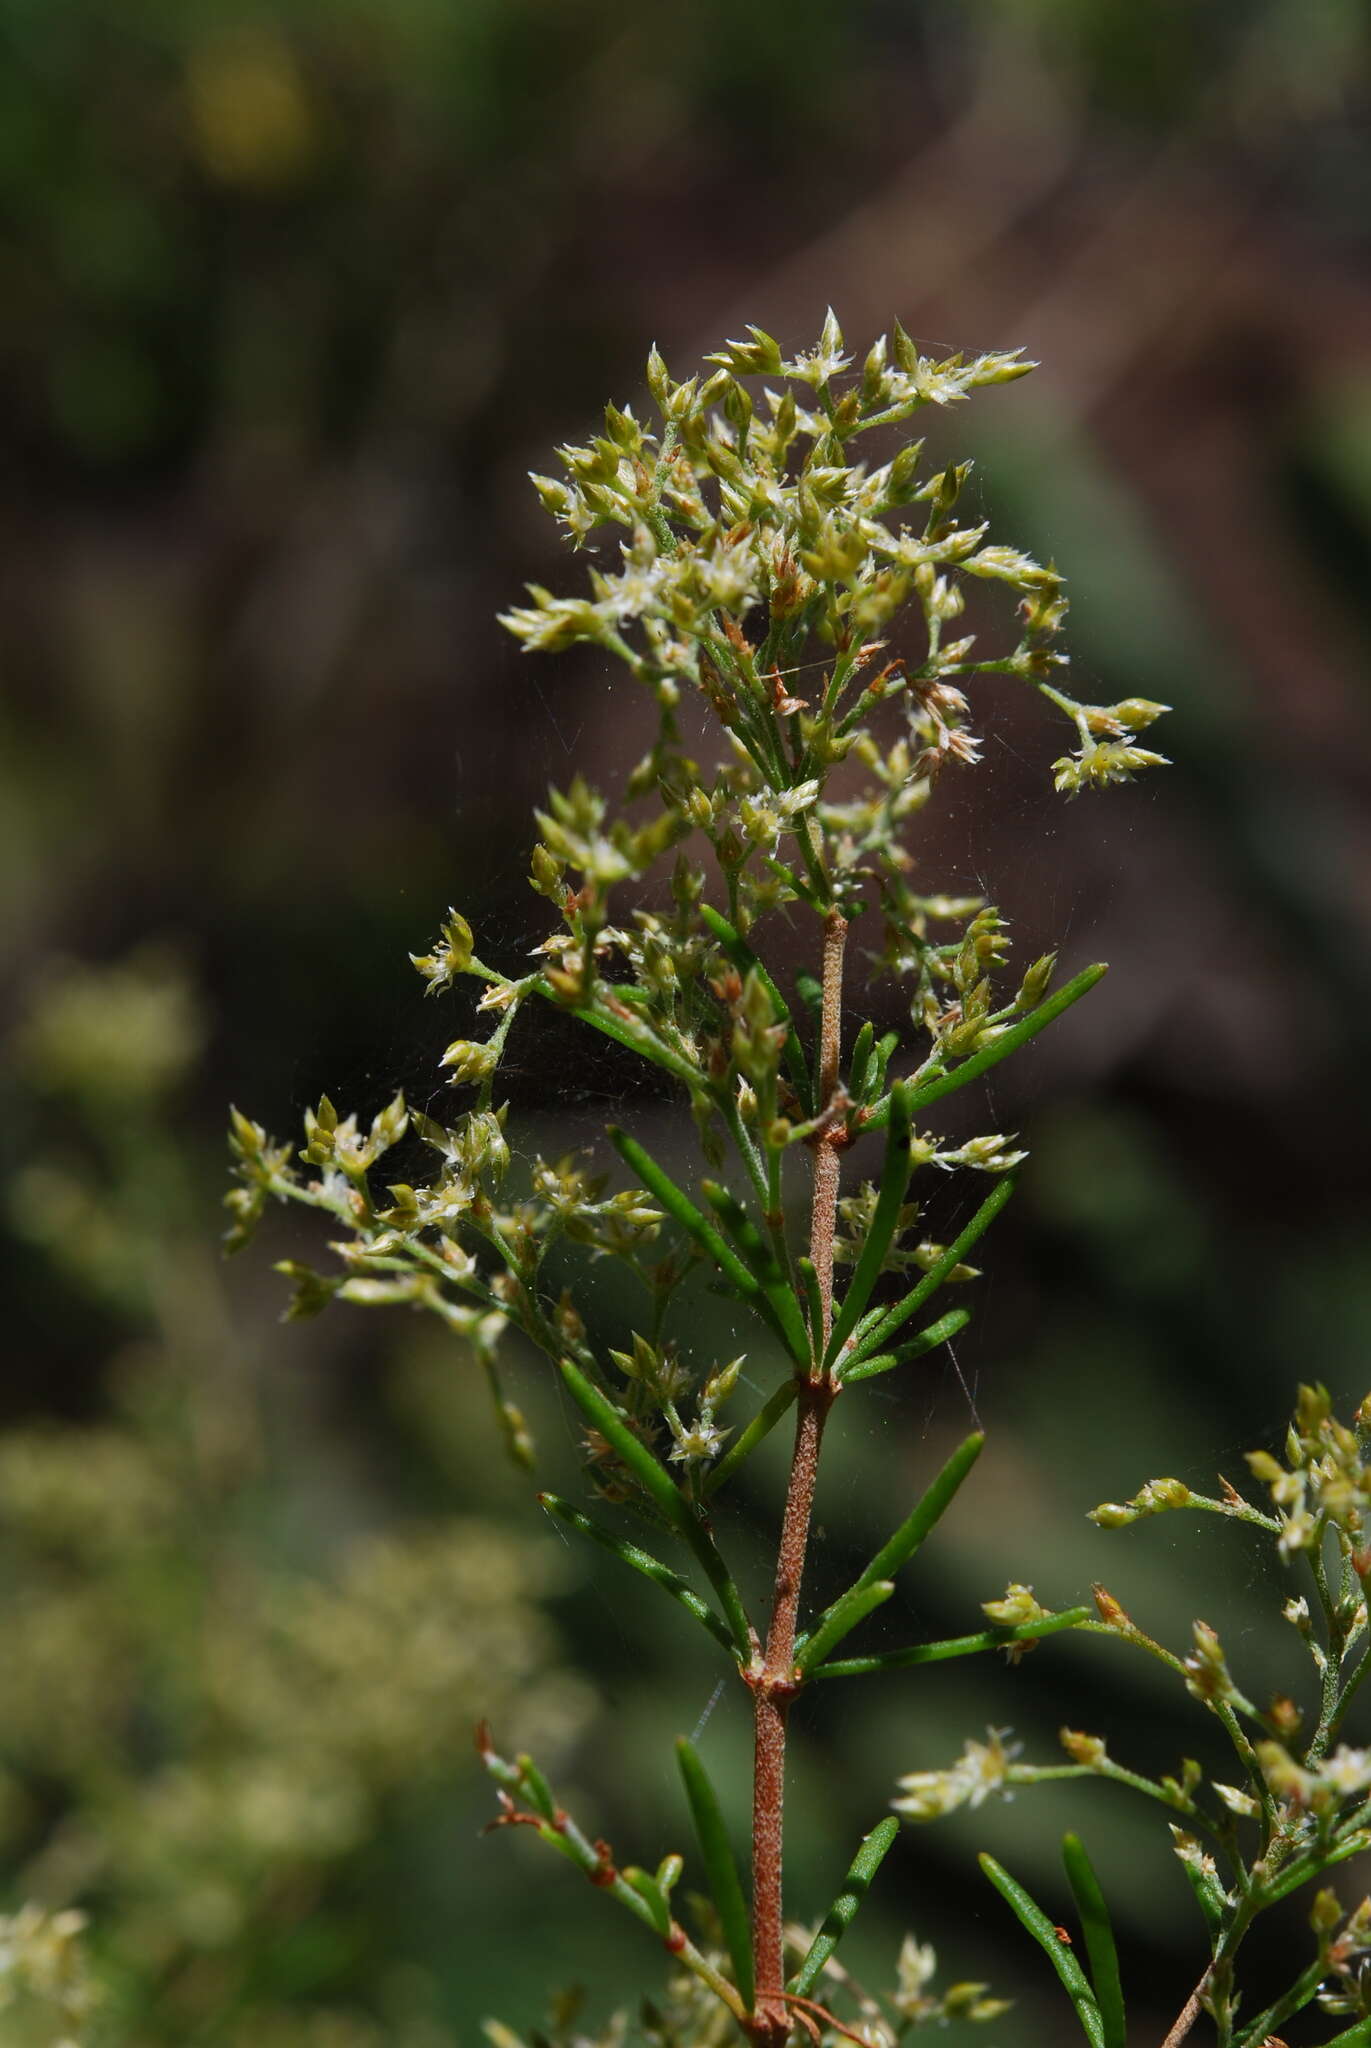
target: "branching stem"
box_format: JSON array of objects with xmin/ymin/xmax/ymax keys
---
[
  {"xmin": 807, "ymin": 908, "xmax": 849, "ymax": 1350},
  {"xmin": 749, "ymin": 909, "xmax": 848, "ymax": 2042}
]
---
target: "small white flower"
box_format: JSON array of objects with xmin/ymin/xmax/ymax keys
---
[
  {"xmin": 893, "ymin": 1729, "xmax": 1020, "ymax": 1821},
  {"xmin": 668, "ymin": 1420, "xmax": 729, "ymax": 1465},
  {"xmin": 1052, "ymin": 740, "xmax": 1170, "ymax": 796},
  {"xmin": 896, "ymin": 1933, "xmax": 938, "ymax": 2002},
  {"xmin": 1318, "ymin": 1746, "xmax": 1371, "ymax": 1798}
]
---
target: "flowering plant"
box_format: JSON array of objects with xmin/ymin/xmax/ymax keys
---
[{"xmin": 231, "ymin": 314, "xmax": 1371, "ymax": 2048}]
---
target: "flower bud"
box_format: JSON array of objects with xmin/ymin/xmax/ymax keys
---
[
  {"xmin": 1183, "ymin": 1621, "xmax": 1234, "ymax": 1704},
  {"xmin": 1137, "ymin": 1476, "xmax": 1191, "ymax": 1511},
  {"xmin": 441, "ymin": 1040, "xmax": 499, "ymax": 1086},
  {"xmin": 1266, "ymin": 1694, "xmax": 1302, "ymax": 1739},
  {"xmin": 1246, "ymin": 1449, "xmax": 1283, "ymax": 1483},
  {"xmin": 885, "ymin": 439, "xmax": 924, "ymax": 504},
  {"xmin": 1113, "ymin": 697, "xmax": 1170, "ymax": 730},
  {"xmin": 1092, "ymin": 1584, "xmax": 1131, "ymax": 1629},
  {"xmin": 529, "ymin": 472, "xmax": 572, "ymax": 517},
  {"xmin": 982, "ymin": 1583, "xmax": 1046, "ymax": 1626},
  {"xmin": 555, "ymin": 1290, "xmax": 585, "ymax": 1343},
  {"xmin": 529, "ymin": 844, "xmax": 564, "ymax": 898},
  {"xmin": 1256, "ymin": 1739, "xmax": 1314, "ymax": 1807},
  {"xmin": 1311, "ymin": 1887, "xmax": 1343, "ymax": 1937},
  {"xmin": 1015, "ymin": 952, "xmax": 1057, "ymax": 1011},
  {"xmin": 1089, "ymin": 1503, "xmax": 1138, "ymax": 1529},
  {"xmin": 943, "ymin": 1983, "xmax": 999, "ymax": 2020},
  {"xmin": 1059, "ymin": 1728, "xmax": 1107, "ymax": 1766},
  {"xmin": 704, "ymin": 1356, "xmax": 744, "ymax": 1406},
  {"xmin": 645, "ymin": 345, "xmax": 671, "ymax": 408}
]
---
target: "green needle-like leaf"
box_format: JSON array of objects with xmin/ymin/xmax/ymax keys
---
[
  {"xmin": 859, "ymin": 1430, "xmax": 983, "ymax": 1585},
  {"xmin": 824, "ymin": 1080, "xmax": 915, "ymax": 1366},
  {"xmin": 847, "ymin": 1301, "xmax": 894, "ymax": 1354},
  {"xmin": 609, "ymin": 1127, "xmax": 805, "ymax": 1360},
  {"xmin": 809, "ymin": 1606, "xmax": 1091, "ymax": 1679},
  {"xmin": 1062, "ymin": 1835, "xmax": 1126, "ymax": 2048},
  {"xmin": 848, "ymin": 1018, "xmax": 875, "ymax": 1102},
  {"xmin": 704, "ymin": 1378, "xmax": 798, "ymax": 1495},
  {"xmin": 1175, "ymin": 1839, "xmax": 1228, "ymax": 1934},
  {"xmin": 843, "ymin": 1175, "xmax": 1016, "ymax": 1369},
  {"xmin": 838, "ymin": 1306, "xmax": 971, "ymax": 1382},
  {"xmin": 979, "ymin": 1852, "xmax": 1104, "ymax": 2048},
  {"xmin": 555, "ymin": 1368, "xmax": 757, "ymax": 1661},
  {"xmin": 1232, "ymin": 1956, "xmax": 1339, "ymax": 2048},
  {"xmin": 518, "ymin": 971, "xmax": 702, "ymax": 1086},
  {"xmin": 702, "ymin": 1179, "xmax": 811, "ymax": 1363},
  {"xmin": 700, "ymin": 903, "xmax": 813, "ymax": 1113},
  {"xmin": 607, "ymin": 1127, "xmax": 761, "ymax": 1304},
  {"xmin": 622, "ymin": 1865, "xmax": 672, "ymax": 1938},
  {"xmin": 863, "ymin": 964, "xmax": 1107, "ymax": 1130},
  {"xmin": 539, "ymin": 1493, "xmax": 734, "ymax": 1656},
  {"xmin": 1320, "ymin": 2017, "xmax": 1371, "ymax": 2046},
  {"xmin": 558, "ymin": 1359, "xmax": 689, "ymax": 1532},
  {"xmin": 512, "ymin": 1752, "xmax": 557, "ymax": 1823},
  {"xmin": 795, "ymin": 1580, "xmax": 894, "ymax": 1677},
  {"xmin": 795, "ymin": 969, "xmax": 824, "ymax": 1026},
  {"xmin": 798, "ymin": 1435, "xmax": 982, "ymax": 1668},
  {"xmin": 870, "ymin": 1029, "xmax": 899, "ymax": 1097},
  {"xmin": 789, "ymin": 1817, "xmax": 899, "ymax": 1999},
  {"xmin": 676, "ymin": 1738, "xmax": 755, "ymax": 2011}
]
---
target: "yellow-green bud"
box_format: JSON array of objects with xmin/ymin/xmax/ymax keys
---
[
  {"xmin": 1311, "ymin": 1887, "xmax": 1343, "ymax": 1937},
  {"xmin": 1114, "ymin": 697, "xmax": 1170, "ymax": 730},
  {"xmin": 1089, "ymin": 1502, "xmax": 1138, "ymax": 1529},
  {"xmin": 1059, "ymin": 1728, "xmax": 1108, "ymax": 1766},
  {"xmin": 441, "ymin": 1039, "xmax": 499, "ymax": 1086},
  {"xmin": 1183, "ymin": 1621, "xmax": 1233, "ymax": 1703},
  {"xmin": 1016, "ymin": 952, "xmax": 1057, "ymax": 1011}
]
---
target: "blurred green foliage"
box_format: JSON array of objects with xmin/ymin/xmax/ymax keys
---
[{"xmin": 3, "ymin": 953, "xmax": 593, "ymax": 2042}]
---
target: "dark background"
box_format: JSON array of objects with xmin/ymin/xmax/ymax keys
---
[{"xmin": 1, "ymin": 2, "xmax": 1369, "ymax": 2042}]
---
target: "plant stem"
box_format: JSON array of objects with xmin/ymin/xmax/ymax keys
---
[
  {"xmin": 807, "ymin": 908, "xmax": 848, "ymax": 1346},
  {"xmin": 1160, "ymin": 1981, "xmax": 1205, "ymax": 2047},
  {"xmin": 750, "ymin": 1382, "xmax": 832, "ymax": 2036},
  {"xmin": 749, "ymin": 909, "xmax": 848, "ymax": 2042}
]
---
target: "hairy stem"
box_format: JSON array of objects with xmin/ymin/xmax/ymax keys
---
[
  {"xmin": 1160, "ymin": 1982, "xmax": 1205, "ymax": 2048},
  {"xmin": 749, "ymin": 909, "xmax": 848, "ymax": 2040},
  {"xmin": 807, "ymin": 908, "xmax": 849, "ymax": 1348}
]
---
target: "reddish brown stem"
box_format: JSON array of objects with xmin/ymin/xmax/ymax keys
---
[
  {"xmin": 807, "ymin": 909, "xmax": 848, "ymax": 1347},
  {"xmin": 1160, "ymin": 1984, "xmax": 1205, "ymax": 2047},
  {"xmin": 749, "ymin": 910, "xmax": 848, "ymax": 2043}
]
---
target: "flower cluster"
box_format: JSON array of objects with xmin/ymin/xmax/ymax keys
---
[
  {"xmin": 897, "ymin": 1388, "xmax": 1371, "ymax": 2046},
  {"xmin": 502, "ymin": 317, "xmax": 1166, "ymax": 966},
  {"xmin": 1246, "ymin": 1380, "xmax": 1371, "ymax": 1558},
  {"xmin": 0, "ymin": 1903, "xmax": 96, "ymax": 2047},
  {"xmin": 892, "ymin": 1728, "xmax": 1022, "ymax": 1821}
]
